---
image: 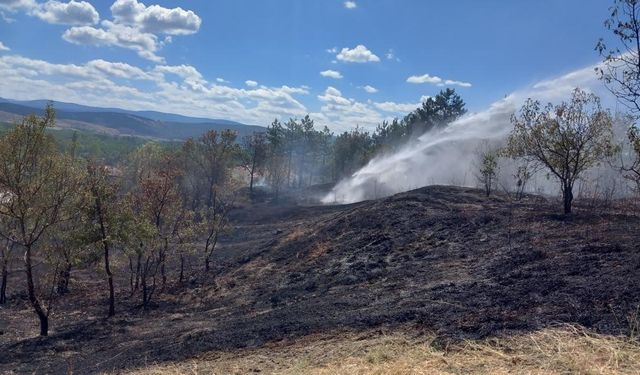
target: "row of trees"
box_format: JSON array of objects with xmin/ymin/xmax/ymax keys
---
[
  {"xmin": 261, "ymin": 88, "xmax": 468, "ymax": 194},
  {"xmin": 0, "ymin": 107, "xmax": 243, "ymax": 336},
  {"xmin": 0, "ymin": 87, "xmax": 469, "ymax": 336}
]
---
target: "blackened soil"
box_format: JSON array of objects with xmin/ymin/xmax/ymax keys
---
[{"xmin": 1, "ymin": 185, "xmax": 640, "ymax": 374}]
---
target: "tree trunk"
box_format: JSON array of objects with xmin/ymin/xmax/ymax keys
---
[
  {"xmin": 249, "ymin": 153, "xmax": 256, "ymax": 194},
  {"xmin": 249, "ymin": 170, "xmax": 255, "ymax": 194},
  {"xmin": 129, "ymin": 256, "xmax": 135, "ymax": 295},
  {"xmin": 563, "ymin": 182, "xmax": 574, "ymax": 215},
  {"xmin": 179, "ymin": 255, "xmax": 185, "ymax": 284},
  {"xmin": 142, "ymin": 276, "xmax": 148, "ymax": 307},
  {"xmin": 0, "ymin": 244, "xmax": 8, "ymax": 304},
  {"xmin": 56, "ymin": 263, "xmax": 71, "ymax": 295},
  {"xmin": 24, "ymin": 244, "xmax": 49, "ymax": 336},
  {"xmin": 0, "ymin": 261, "xmax": 7, "ymax": 304},
  {"xmin": 95, "ymin": 193, "xmax": 116, "ymax": 317},
  {"xmin": 132, "ymin": 252, "xmax": 141, "ymax": 294},
  {"xmin": 160, "ymin": 239, "xmax": 168, "ymax": 291}
]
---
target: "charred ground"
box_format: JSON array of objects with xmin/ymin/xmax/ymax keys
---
[{"xmin": 1, "ymin": 185, "xmax": 640, "ymax": 374}]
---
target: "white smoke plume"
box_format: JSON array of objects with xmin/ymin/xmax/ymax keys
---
[{"xmin": 323, "ymin": 62, "xmax": 625, "ymax": 204}]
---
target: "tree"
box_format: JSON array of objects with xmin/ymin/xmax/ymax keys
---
[
  {"xmin": 597, "ymin": 0, "xmax": 640, "ymax": 191},
  {"xmin": 504, "ymin": 89, "xmax": 614, "ymax": 214},
  {"xmin": 182, "ymin": 130, "xmax": 238, "ymax": 209},
  {"xmin": 333, "ymin": 127, "xmax": 375, "ymax": 179},
  {"xmin": 83, "ymin": 161, "xmax": 135, "ymax": 317},
  {"xmin": 405, "ymin": 88, "xmax": 467, "ymax": 135},
  {"xmin": 624, "ymin": 125, "xmax": 640, "ymax": 189},
  {"xmin": 240, "ymin": 132, "xmax": 267, "ymax": 194},
  {"xmin": 0, "ymin": 104, "xmax": 81, "ymax": 336},
  {"xmin": 0, "ymin": 238, "xmax": 13, "ymax": 304},
  {"xmin": 131, "ymin": 155, "xmax": 185, "ymax": 306},
  {"xmin": 477, "ymin": 148, "xmax": 499, "ymax": 197},
  {"xmin": 201, "ymin": 182, "xmax": 237, "ymax": 272}
]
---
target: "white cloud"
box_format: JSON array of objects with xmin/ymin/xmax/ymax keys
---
[
  {"xmin": 336, "ymin": 45, "xmax": 380, "ymax": 63},
  {"xmin": 344, "ymin": 1, "xmax": 357, "ymax": 9},
  {"xmin": 37, "ymin": 1, "xmax": 201, "ymax": 62},
  {"xmin": 216, "ymin": 77, "xmax": 229, "ymax": 83},
  {"xmin": 63, "ymin": 20, "xmax": 164, "ymax": 62},
  {"xmin": 0, "ymin": 41, "xmax": 9, "ymax": 51},
  {"xmin": 326, "ymin": 47, "xmax": 338, "ymax": 54},
  {"xmin": 0, "ymin": 0, "xmax": 36, "ymax": 11},
  {"xmin": 318, "ymin": 86, "xmax": 351, "ymax": 106},
  {"xmin": 407, "ymin": 73, "xmax": 472, "ymax": 88},
  {"xmin": 245, "ymin": 80, "xmax": 258, "ymax": 87},
  {"xmin": 33, "ymin": 0, "xmax": 99, "ymax": 25},
  {"xmin": 110, "ymin": 0, "xmax": 201, "ymax": 35},
  {"xmin": 315, "ymin": 86, "xmax": 400, "ymax": 131},
  {"xmin": 374, "ymin": 101, "xmax": 420, "ymax": 113},
  {"xmin": 362, "ymin": 85, "xmax": 378, "ymax": 93},
  {"xmin": 0, "ymin": 54, "xmax": 313, "ymax": 128},
  {"xmin": 0, "ymin": 0, "xmax": 98, "ymax": 25},
  {"xmin": 320, "ymin": 69, "xmax": 343, "ymax": 79},
  {"xmin": 0, "ymin": 53, "xmax": 446, "ymax": 133},
  {"xmin": 86, "ymin": 59, "xmax": 150, "ymax": 80}
]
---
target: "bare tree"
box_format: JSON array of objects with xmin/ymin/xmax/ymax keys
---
[
  {"xmin": 504, "ymin": 89, "xmax": 615, "ymax": 214},
  {"xmin": 131, "ymin": 155, "xmax": 186, "ymax": 306},
  {"xmin": 202, "ymin": 181, "xmax": 238, "ymax": 272},
  {"xmin": 240, "ymin": 132, "xmax": 267, "ymax": 194}
]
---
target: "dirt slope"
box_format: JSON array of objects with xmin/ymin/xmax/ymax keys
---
[{"xmin": 1, "ymin": 186, "xmax": 639, "ymax": 374}]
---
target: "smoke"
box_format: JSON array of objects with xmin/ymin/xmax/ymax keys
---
[{"xmin": 323, "ymin": 62, "xmax": 627, "ymax": 204}]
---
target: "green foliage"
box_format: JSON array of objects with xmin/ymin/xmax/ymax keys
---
[
  {"xmin": 405, "ymin": 88, "xmax": 467, "ymax": 135},
  {"xmin": 0, "ymin": 104, "xmax": 83, "ymax": 335},
  {"xmin": 504, "ymin": 88, "xmax": 615, "ymax": 214},
  {"xmin": 0, "ymin": 122, "xmax": 153, "ymax": 164},
  {"xmin": 477, "ymin": 148, "xmax": 499, "ymax": 197},
  {"xmin": 597, "ymin": 0, "xmax": 640, "ymax": 191},
  {"xmin": 333, "ymin": 127, "xmax": 375, "ymax": 179}
]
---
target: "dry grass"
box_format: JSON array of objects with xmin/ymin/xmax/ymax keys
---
[
  {"xmin": 308, "ymin": 241, "xmax": 331, "ymax": 259},
  {"xmin": 122, "ymin": 325, "xmax": 640, "ymax": 375},
  {"xmin": 284, "ymin": 226, "xmax": 307, "ymax": 243}
]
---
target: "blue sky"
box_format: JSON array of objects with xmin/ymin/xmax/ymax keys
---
[{"xmin": 0, "ymin": 0, "xmax": 615, "ymax": 131}]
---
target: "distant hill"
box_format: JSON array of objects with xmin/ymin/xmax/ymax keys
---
[{"xmin": 0, "ymin": 98, "xmax": 263, "ymax": 140}]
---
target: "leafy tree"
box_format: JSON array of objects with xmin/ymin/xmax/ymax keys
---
[
  {"xmin": 624, "ymin": 125, "xmax": 640, "ymax": 189},
  {"xmin": 405, "ymin": 88, "xmax": 467, "ymax": 135},
  {"xmin": 83, "ymin": 161, "xmax": 137, "ymax": 317},
  {"xmin": 597, "ymin": 0, "xmax": 640, "ymax": 190},
  {"xmin": 182, "ymin": 130, "xmax": 238, "ymax": 209},
  {"xmin": 0, "ymin": 104, "xmax": 81, "ymax": 336},
  {"xmin": 333, "ymin": 127, "xmax": 375, "ymax": 179},
  {"xmin": 504, "ymin": 89, "xmax": 614, "ymax": 214},
  {"xmin": 374, "ymin": 118, "xmax": 407, "ymax": 152},
  {"xmin": 477, "ymin": 148, "xmax": 499, "ymax": 197},
  {"xmin": 316, "ymin": 126, "xmax": 335, "ymax": 184}
]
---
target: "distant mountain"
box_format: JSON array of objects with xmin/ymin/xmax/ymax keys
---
[{"xmin": 0, "ymin": 98, "xmax": 263, "ymax": 140}]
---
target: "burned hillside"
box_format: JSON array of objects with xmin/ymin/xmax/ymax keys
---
[{"xmin": 1, "ymin": 186, "xmax": 639, "ymax": 374}]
